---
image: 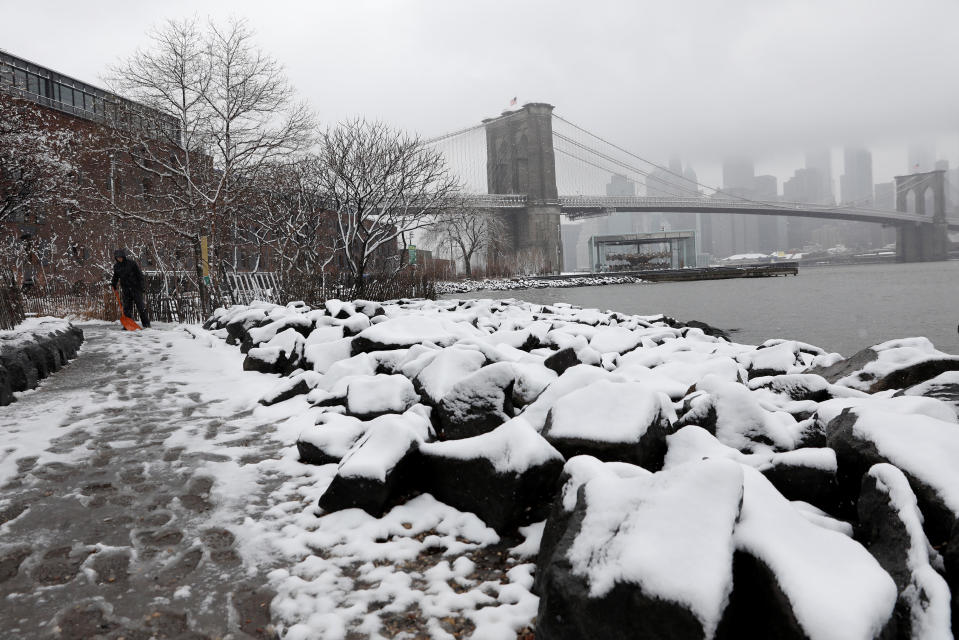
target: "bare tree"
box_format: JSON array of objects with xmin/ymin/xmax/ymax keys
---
[
  {"xmin": 430, "ymin": 209, "xmax": 505, "ymax": 277},
  {"xmin": 316, "ymin": 119, "xmax": 460, "ymax": 295},
  {"xmin": 103, "ymin": 17, "xmax": 313, "ymax": 279},
  {"xmin": 0, "ymin": 95, "xmax": 86, "ymax": 281},
  {"xmin": 0, "ymin": 95, "xmax": 76, "ymax": 224},
  {"xmin": 258, "ymin": 155, "xmax": 342, "ymax": 296}
]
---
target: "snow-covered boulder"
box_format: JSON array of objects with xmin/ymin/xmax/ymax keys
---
[
  {"xmin": 243, "ymin": 328, "xmax": 305, "ymax": 375},
  {"xmin": 260, "ymin": 370, "xmax": 322, "ymax": 406},
  {"xmin": 674, "ymin": 375, "xmax": 800, "ymax": 453},
  {"xmin": 297, "ymin": 413, "xmax": 368, "ymax": 466},
  {"xmin": 343, "ymin": 374, "xmax": 419, "ymax": 420},
  {"xmin": 351, "ymin": 316, "xmax": 459, "ymax": 355},
  {"xmin": 904, "ymin": 371, "xmax": 959, "ymax": 420},
  {"xmin": 412, "ymin": 347, "xmax": 487, "ymax": 405},
  {"xmin": 827, "ymin": 407, "xmax": 959, "ymax": 544},
  {"xmin": 318, "ymin": 411, "xmax": 429, "ymax": 516},
  {"xmin": 536, "ymin": 458, "xmax": 744, "ymax": 640},
  {"xmin": 418, "ymin": 418, "xmax": 564, "ymax": 533},
  {"xmin": 435, "ymin": 362, "xmax": 516, "ymax": 440},
  {"xmin": 722, "ymin": 466, "xmax": 897, "ymax": 640},
  {"xmin": 748, "ymin": 373, "xmax": 835, "ymax": 402},
  {"xmin": 858, "ymin": 463, "xmax": 952, "ymax": 639},
  {"xmin": 542, "ymin": 379, "xmax": 674, "ymax": 471},
  {"xmin": 664, "ymin": 426, "xmax": 840, "ymax": 515},
  {"xmin": 817, "ymin": 338, "xmax": 959, "ymax": 393},
  {"xmin": 543, "ymin": 347, "xmax": 583, "ymax": 376}
]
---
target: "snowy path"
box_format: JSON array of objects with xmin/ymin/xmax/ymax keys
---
[{"xmin": 0, "ymin": 323, "xmax": 294, "ymax": 639}]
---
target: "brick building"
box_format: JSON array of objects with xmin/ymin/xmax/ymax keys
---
[{"xmin": 0, "ymin": 50, "xmax": 189, "ymax": 286}]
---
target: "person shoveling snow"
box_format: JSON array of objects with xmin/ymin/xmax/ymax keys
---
[{"xmin": 111, "ymin": 248, "xmax": 150, "ymax": 329}]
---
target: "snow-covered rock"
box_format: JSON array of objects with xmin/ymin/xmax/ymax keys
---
[
  {"xmin": 435, "ymin": 362, "xmax": 517, "ymax": 439},
  {"xmin": 343, "ymin": 374, "xmax": 419, "ymax": 419},
  {"xmin": 536, "ymin": 458, "xmax": 744, "ymax": 640},
  {"xmin": 318, "ymin": 411, "xmax": 429, "ymax": 516},
  {"xmin": 724, "ymin": 466, "xmax": 897, "ymax": 640},
  {"xmin": 827, "ymin": 407, "xmax": 959, "ymax": 544},
  {"xmin": 542, "ymin": 379, "xmax": 674, "ymax": 471},
  {"xmin": 858, "ymin": 463, "xmax": 952, "ymax": 639},
  {"xmin": 243, "ymin": 327, "xmax": 305, "ymax": 375},
  {"xmin": 418, "ymin": 418, "xmax": 564, "ymax": 533}
]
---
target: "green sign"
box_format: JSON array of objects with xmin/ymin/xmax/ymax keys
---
[{"xmin": 408, "ymin": 245, "xmax": 417, "ymax": 265}]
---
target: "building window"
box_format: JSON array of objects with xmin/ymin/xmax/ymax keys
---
[
  {"xmin": 14, "ymin": 69, "xmax": 26, "ymax": 88},
  {"xmin": 59, "ymin": 85, "xmax": 73, "ymax": 107},
  {"xmin": 26, "ymin": 73, "xmax": 39, "ymax": 95}
]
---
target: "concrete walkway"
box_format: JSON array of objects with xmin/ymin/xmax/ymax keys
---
[{"xmin": 0, "ymin": 324, "xmax": 286, "ymax": 639}]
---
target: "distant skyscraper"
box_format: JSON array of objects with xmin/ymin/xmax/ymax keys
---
[
  {"xmin": 606, "ymin": 174, "xmax": 636, "ymax": 197},
  {"xmin": 722, "ymin": 157, "xmax": 755, "ymax": 190},
  {"xmin": 805, "ymin": 149, "xmax": 834, "ymax": 204},
  {"xmin": 841, "ymin": 147, "xmax": 873, "ymax": 206}
]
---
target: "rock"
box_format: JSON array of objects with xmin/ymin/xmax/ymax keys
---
[
  {"xmin": 902, "ymin": 372, "xmax": 959, "ymax": 419},
  {"xmin": 536, "ymin": 458, "xmax": 744, "ymax": 640},
  {"xmin": 543, "ymin": 347, "xmax": 581, "ymax": 376},
  {"xmin": 681, "ymin": 319, "xmax": 730, "ymax": 341},
  {"xmin": 812, "ymin": 346, "xmax": 880, "ymax": 384},
  {"xmin": 857, "ymin": 463, "xmax": 952, "ymax": 639},
  {"xmin": 413, "ymin": 347, "xmax": 487, "ymax": 406},
  {"xmin": 435, "ymin": 363, "xmax": 516, "ymax": 440},
  {"xmin": 759, "ymin": 448, "xmax": 840, "ymax": 515},
  {"xmin": 534, "ymin": 456, "xmax": 651, "ymax": 597},
  {"xmin": 944, "ymin": 522, "xmax": 959, "ymax": 631},
  {"xmin": 664, "ymin": 425, "xmax": 840, "ymax": 515},
  {"xmin": 737, "ymin": 341, "xmax": 804, "ymax": 379},
  {"xmin": 827, "ymin": 408, "xmax": 959, "ymax": 544},
  {"xmin": 344, "ymin": 374, "xmax": 420, "ymax": 420},
  {"xmin": 719, "ymin": 467, "xmax": 897, "ymax": 640},
  {"xmin": 674, "ymin": 375, "xmax": 798, "ymax": 453},
  {"xmin": 260, "ymin": 371, "xmax": 321, "ymax": 406},
  {"xmin": 297, "ymin": 413, "xmax": 368, "ymax": 465},
  {"xmin": 351, "ymin": 316, "xmax": 461, "ymax": 355},
  {"xmin": 542, "ymin": 379, "xmax": 674, "ymax": 471},
  {"xmin": 871, "ymin": 358, "xmax": 959, "ymax": 393},
  {"xmin": 243, "ymin": 328, "xmax": 305, "ymax": 375},
  {"xmin": 318, "ymin": 411, "xmax": 430, "ymax": 516},
  {"xmin": 418, "ymin": 418, "xmax": 564, "ymax": 533},
  {"xmin": 748, "ymin": 373, "xmax": 834, "ymax": 402}
]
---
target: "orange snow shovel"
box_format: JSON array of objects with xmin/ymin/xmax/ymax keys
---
[{"xmin": 113, "ymin": 289, "xmax": 142, "ymax": 331}]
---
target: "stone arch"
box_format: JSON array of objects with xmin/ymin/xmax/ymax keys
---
[{"xmin": 906, "ymin": 190, "xmax": 917, "ymax": 213}]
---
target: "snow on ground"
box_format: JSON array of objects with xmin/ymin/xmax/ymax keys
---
[{"xmin": 8, "ymin": 296, "xmax": 959, "ymax": 638}]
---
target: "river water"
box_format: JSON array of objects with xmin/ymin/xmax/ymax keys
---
[{"xmin": 446, "ymin": 261, "xmax": 959, "ymax": 357}]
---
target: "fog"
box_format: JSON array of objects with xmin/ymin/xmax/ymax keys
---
[{"xmin": 3, "ymin": 0, "xmax": 957, "ymax": 188}]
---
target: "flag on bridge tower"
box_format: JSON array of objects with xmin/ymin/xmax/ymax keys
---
[{"xmin": 509, "ymin": 96, "xmax": 517, "ymax": 106}]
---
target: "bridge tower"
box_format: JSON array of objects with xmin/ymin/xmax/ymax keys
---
[
  {"xmin": 484, "ymin": 103, "xmax": 562, "ymax": 274},
  {"xmin": 895, "ymin": 170, "xmax": 949, "ymax": 262}
]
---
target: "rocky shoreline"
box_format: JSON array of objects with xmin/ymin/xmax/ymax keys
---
[
  {"xmin": 203, "ymin": 298, "xmax": 959, "ymax": 638},
  {"xmin": 435, "ymin": 275, "xmax": 641, "ymax": 295}
]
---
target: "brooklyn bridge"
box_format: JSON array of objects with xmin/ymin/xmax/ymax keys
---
[{"xmin": 426, "ymin": 103, "xmax": 958, "ymax": 273}]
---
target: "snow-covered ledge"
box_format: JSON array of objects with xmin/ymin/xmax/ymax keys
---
[{"xmin": 0, "ymin": 317, "xmax": 84, "ymax": 405}]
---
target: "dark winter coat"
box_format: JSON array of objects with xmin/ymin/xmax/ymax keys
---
[{"xmin": 111, "ymin": 250, "xmax": 145, "ymax": 293}]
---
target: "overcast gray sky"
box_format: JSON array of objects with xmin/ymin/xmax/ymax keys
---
[{"xmin": 3, "ymin": 0, "xmax": 957, "ymax": 189}]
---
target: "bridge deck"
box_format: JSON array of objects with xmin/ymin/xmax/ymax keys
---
[{"xmin": 462, "ymin": 194, "xmax": 959, "ymax": 228}]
